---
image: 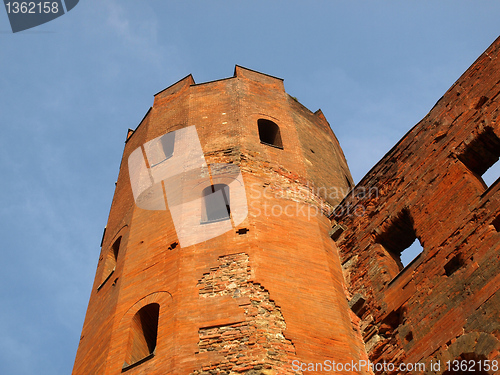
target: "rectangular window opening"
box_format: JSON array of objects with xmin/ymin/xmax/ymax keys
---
[
  {"xmin": 492, "ymin": 214, "xmax": 500, "ymax": 232},
  {"xmin": 457, "ymin": 127, "xmax": 500, "ymax": 188},
  {"xmin": 444, "ymin": 254, "xmax": 465, "ymax": 277},
  {"xmin": 379, "ymin": 308, "xmax": 403, "ymax": 335},
  {"xmin": 376, "ymin": 209, "xmax": 423, "ymax": 272},
  {"xmin": 201, "ymin": 184, "xmax": 231, "ymax": 224}
]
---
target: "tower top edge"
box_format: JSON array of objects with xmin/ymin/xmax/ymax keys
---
[
  {"xmin": 153, "ymin": 66, "xmax": 284, "ymax": 100},
  {"xmin": 154, "ymin": 74, "xmax": 195, "ymax": 98},
  {"xmin": 233, "ymin": 65, "xmax": 284, "ymax": 82}
]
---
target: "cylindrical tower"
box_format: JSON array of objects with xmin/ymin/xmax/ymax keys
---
[{"xmin": 72, "ymin": 66, "xmax": 368, "ymax": 375}]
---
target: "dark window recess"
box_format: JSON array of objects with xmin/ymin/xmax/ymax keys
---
[
  {"xmin": 124, "ymin": 303, "xmax": 159, "ymax": 369},
  {"xmin": 475, "ymin": 95, "xmax": 489, "ymax": 109},
  {"xmin": 379, "ymin": 308, "xmax": 403, "ymax": 336},
  {"xmin": 458, "ymin": 127, "xmax": 500, "ymax": 188},
  {"xmin": 404, "ymin": 331, "xmax": 413, "ymax": 344},
  {"xmin": 100, "ymin": 237, "xmax": 121, "ymax": 288},
  {"xmin": 150, "ymin": 132, "xmax": 175, "ymax": 167},
  {"xmin": 258, "ymin": 119, "xmax": 283, "ymax": 149},
  {"xmin": 348, "ymin": 294, "xmax": 366, "ymax": 318},
  {"xmin": 376, "ymin": 210, "xmax": 423, "ymax": 270},
  {"xmin": 492, "ymin": 214, "xmax": 500, "ymax": 232},
  {"xmin": 201, "ymin": 184, "xmax": 231, "ymax": 223},
  {"xmin": 444, "ymin": 254, "xmax": 465, "ymax": 277},
  {"xmin": 329, "ymin": 224, "xmax": 346, "ymax": 241}
]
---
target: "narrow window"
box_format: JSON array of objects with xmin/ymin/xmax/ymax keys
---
[
  {"xmin": 99, "ymin": 237, "xmax": 121, "ymax": 288},
  {"xmin": 148, "ymin": 132, "xmax": 175, "ymax": 168},
  {"xmin": 201, "ymin": 184, "xmax": 230, "ymax": 223},
  {"xmin": 258, "ymin": 119, "xmax": 283, "ymax": 149},
  {"xmin": 458, "ymin": 127, "xmax": 500, "ymax": 188},
  {"xmin": 376, "ymin": 209, "xmax": 423, "ymax": 271},
  {"xmin": 444, "ymin": 254, "xmax": 465, "ymax": 277},
  {"xmin": 124, "ymin": 303, "xmax": 160, "ymax": 369},
  {"xmin": 492, "ymin": 214, "xmax": 500, "ymax": 232}
]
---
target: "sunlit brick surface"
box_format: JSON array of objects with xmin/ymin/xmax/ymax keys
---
[
  {"xmin": 72, "ymin": 66, "xmax": 366, "ymax": 375},
  {"xmin": 334, "ymin": 37, "xmax": 500, "ymax": 374}
]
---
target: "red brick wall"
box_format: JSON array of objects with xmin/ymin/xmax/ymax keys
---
[
  {"xmin": 334, "ymin": 37, "xmax": 500, "ymax": 374},
  {"xmin": 73, "ymin": 66, "xmax": 366, "ymax": 374}
]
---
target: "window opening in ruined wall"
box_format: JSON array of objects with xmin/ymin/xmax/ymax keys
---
[
  {"xmin": 123, "ymin": 303, "xmax": 159, "ymax": 370},
  {"xmin": 201, "ymin": 184, "xmax": 231, "ymax": 223},
  {"xmin": 99, "ymin": 236, "xmax": 121, "ymax": 289},
  {"xmin": 458, "ymin": 127, "xmax": 500, "ymax": 188},
  {"xmin": 258, "ymin": 119, "xmax": 283, "ymax": 149},
  {"xmin": 376, "ymin": 209, "xmax": 423, "ymax": 271},
  {"xmin": 444, "ymin": 254, "xmax": 465, "ymax": 277},
  {"xmin": 492, "ymin": 214, "xmax": 500, "ymax": 232}
]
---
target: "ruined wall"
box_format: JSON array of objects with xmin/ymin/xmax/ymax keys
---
[
  {"xmin": 333, "ymin": 36, "xmax": 500, "ymax": 374},
  {"xmin": 191, "ymin": 253, "xmax": 301, "ymax": 375}
]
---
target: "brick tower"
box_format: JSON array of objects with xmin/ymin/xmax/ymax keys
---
[{"xmin": 72, "ymin": 66, "xmax": 369, "ymax": 375}]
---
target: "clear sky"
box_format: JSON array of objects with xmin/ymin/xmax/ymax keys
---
[{"xmin": 0, "ymin": 1, "xmax": 499, "ymax": 374}]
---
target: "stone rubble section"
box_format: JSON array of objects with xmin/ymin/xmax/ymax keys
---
[{"xmin": 191, "ymin": 253, "xmax": 302, "ymax": 375}]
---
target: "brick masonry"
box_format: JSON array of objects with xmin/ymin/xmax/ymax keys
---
[
  {"xmin": 333, "ymin": 36, "xmax": 500, "ymax": 374},
  {"xmin": 191, "ymin": 253, "xmax": 301, "ymax": 375},
  {"xmin": 72, "ymin": 66, "xmax": 367, "ymax": 375},
  {"xmin": 73, "ymin": 36, "xmax": 500, "ymax": 375}
]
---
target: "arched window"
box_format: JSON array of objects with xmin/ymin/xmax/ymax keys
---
[
  {"xmin": 149, "ymin": 132, "xmax": 175, "ymax": 168},
  {"xmin": 99, "ymin": 237, "xmax": 121, "ymax": 288},
  {"xmin": 201, "ymin": 184, "xmax": 230, "ymax": 223},
  {"xmin": 125, "ymin": 303, "xmax": 160, "ymax": 368},
  {"xmin": 258, "ymin": 119, "xmax": 283, "ymax": 149}
]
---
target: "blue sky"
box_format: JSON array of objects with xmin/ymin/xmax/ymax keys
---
[{"xmin": 0, "ymin": 1, "xmax": 499, "ymax": 374}]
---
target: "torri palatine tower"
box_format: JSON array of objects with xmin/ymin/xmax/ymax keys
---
[{"xmin": 72, "ymin": 66, "xmax": 368, "ymax": 375}]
